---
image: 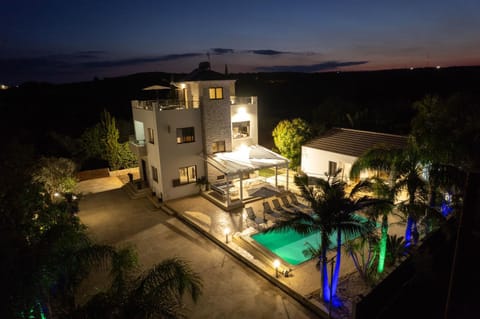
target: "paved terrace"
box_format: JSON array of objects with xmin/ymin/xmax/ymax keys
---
[
  {"xmin": 76, "ymin": 177, "xmax": 320, "ymax": 319},
  {"xmin": 76, "ymin": 175, "xmax": 406, "ymax": 319}
]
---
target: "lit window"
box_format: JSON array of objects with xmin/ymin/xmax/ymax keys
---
[
  {"xmin": 212, "ymin": 141, "xmax": 226, "ymax": 153},
  {"xmin": 178, "ymin": 165, "xmax": 197, "ymax": 184},
  {"xmin": 232, "ymin": 121, "xmax": 250, "ymax": 139},
  {"xmin": 151, "ymin": 166, "xmax": 158, "ymax": 182},
  {"xmin": 176, "ymin": 127, "xmax": 195, "ymax": 144},
  {"xmin": 148, "ymin": 128, "xmax": 154, "ymax": 144},
  {"xmin": 209, "ymin": 87, "xmax": 223, "ymax": 100}
]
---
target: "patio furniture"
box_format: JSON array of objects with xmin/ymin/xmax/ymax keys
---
[
  {"xmin": 211, "ymin": 181, "xmax": 234, "ymax": 198},
  {"xmin": 288, "ymin": 193, "xmax": 309, "ymax": 209},
  {"xmin": 263, "ymin": 201, "xmax": 289, "ymax": 219},
  {"xmin": 272, "ymin": 198, "xmax": 292, "ymax": 213},
  {"xmin": 280, "ymin": 195, "xmax": 293, "ymax": 208},
  {"xmin": 287, "ymin": 193, "xmax": 314, "ymax": 215},
  {"xmin": 245, "ymin": 207, "xmax": 267, "ymax": 228}
]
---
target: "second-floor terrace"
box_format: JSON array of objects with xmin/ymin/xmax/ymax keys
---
[{"xmin": 132, "ymin": 96, "xmax": 257, "ymax": 111}]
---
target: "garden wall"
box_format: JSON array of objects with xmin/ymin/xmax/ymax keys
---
[{"xmin": 77, "ymin": 167, "xmax": 139, "ymax": 181}]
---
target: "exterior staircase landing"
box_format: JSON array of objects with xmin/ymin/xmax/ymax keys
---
[
  {"xmin": 122, "ymin": 180, "xmax": 150, "ymax": 199},
  {"xmin": 122, "ymin": 180, "xmax": 164, "ymax": 209}
]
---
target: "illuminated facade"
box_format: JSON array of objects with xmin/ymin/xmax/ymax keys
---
[
  {"xmin": 301, "ymin": 128, "xmax": 407, "ymax": 182},
  {"xmin": 130, "ymin": 62, "xmax": 288, "ymax": 207}
]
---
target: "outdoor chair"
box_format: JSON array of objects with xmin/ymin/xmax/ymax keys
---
[
  {"xmin": 263, "ymin": 201, "xmax": 289, "ymax": 219},
  {"xmin": 288, "ymin": 193, "xmax": 309, "ymax": 209},
  {"xmin": 245, "ymin": 206, "xmax": 267, "ymax": 228},
  {"xmin": 280, "ymin": 195, "xmax": 293, "ymax": 208},
  {"xmin": 272, "ymin": 198, "xmax": 295, "ymax": 214},
  {"xmin": 287, "ymin": 193, "xmax": 314, "ymax": 215}
]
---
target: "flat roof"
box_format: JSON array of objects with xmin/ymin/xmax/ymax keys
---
[
  {"xmin": 303, "ymin": 128, "xmax": 408, "ymax": 157},
  {"xmin": 206, "ymin": 145, "xmax": 289, "ymax": 176}
]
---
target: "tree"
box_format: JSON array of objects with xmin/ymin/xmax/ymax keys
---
[
  {"xmin": 272, "ymin": 118, "xmax": 312, "ymax": 169},
  {"xmin": 365, "ymin": 178, "xmax": 396, "ymax": 274},
  {"xmin": 411, "ymin": 93, "xmax": 480, "ymax": 317},
  {"xmin": 79, "ymin": 124, "xmax": 104, "ymax": 161},
  {"xmin": 0, "ymin": 147, "xmax": 201, "ymax": 319},
  {"xmin": 266, "ymin": 171, "xmax": 377, "ymax": 306},
  {"xmin": 76, "ymin": 257, "xmax": 203, "ymax": 319},
  {"xmin": 79, "ymin": 110, "xmax": 136, "ymax": 170},
  {"xmin": 32, "ymin": 157, "xmax": 78, "ymax": 201},
  {"xmin": 412, "ymin": 93, "xmax": 480, "ymax": 171},
  {"xmin": 350, "ymin": 142, "xmax": 433, "ymax": 248},
  {"xmin": 343, "ymin": 232, "xmax": 378, "ymax": 284}
]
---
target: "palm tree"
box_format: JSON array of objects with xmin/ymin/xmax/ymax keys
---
[
  {"xmin": 343, "ymin": 231, "xmax": 379, "ymax": 283},
  {"xmin": 6, "ymin": 204, "xmax": 202, "ymax": 319},
  {"xmin": 266, "ymin": 171, "xmax": 377, "ymax": 306},
  {"xmin": 365, "ymin": 178, "xmax": 395, "ymax": 274},
  {"xmin": 77, "ymin": 257, "xmax": 203, "ymax": 319},
  {"xmin": 350, "ymin": 142, "xmax": 429, "ymax": 248}
]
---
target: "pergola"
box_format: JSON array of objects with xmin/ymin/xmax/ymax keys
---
[{"xmin": 205, "ymin": 145, "xmax": 290, "ymax": 207}]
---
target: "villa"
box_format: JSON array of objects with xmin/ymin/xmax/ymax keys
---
[
  {"xmin": 301, "ymin": 127, "xmax": 408, "ymax": 181},
  {"xmin": 129, "ymin": 62, "xmax": 289, "ymax": 209}
]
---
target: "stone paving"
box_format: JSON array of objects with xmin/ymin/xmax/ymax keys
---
[
  {"xmin": 76, "ymin": 177, "xmax": 320, "ymax": 319},
  {"xmin": 75, "ymin": 175, "xmax": 406, "ymax": 319}
]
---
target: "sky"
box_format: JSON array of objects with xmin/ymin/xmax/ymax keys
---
[{"xmin": 1, "ymin": 0, "xmax": 479, "ymax": 85}]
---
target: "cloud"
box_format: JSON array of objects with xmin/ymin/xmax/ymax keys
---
[
  {"xmin": 248, "ymin": 49, "xmax": 288, "ymax": 55},
  {"xmin": 73, "ymin": 51, "xmax": 106, "ymax": 59},
  {"xmin": 82, "ymin": 53, "xmax": 204, "ymax": 68},
  {"xmin": 210, "ymin": 48, "xmax": 235, "ymax": 55},
  {"xmin": 210, "ymin": 48, "xmax": 315, "ymax": 56},
  {"xmin": 256, "ymin": 60, "xmax": 369, "ymax": 72}
]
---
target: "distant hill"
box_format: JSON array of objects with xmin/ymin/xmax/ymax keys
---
[{"xmin": 1, "ymin": 66, "xmax": 479, "ymax": 151}]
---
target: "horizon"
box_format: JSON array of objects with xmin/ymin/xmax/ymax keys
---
[
  {"xmin": 2, "ymin": 1, "xmax": 480, "ymax": 85},
  {"xmin": 4, "ymin": 64, "xmax": 479, "ymax": 88}
]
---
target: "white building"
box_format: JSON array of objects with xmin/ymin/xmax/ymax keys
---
[
  {"xmin": 130, "ymin": 62, "xmax": 289, "ymax": 209},
  {"xmin": 301, "ymin": 128, "xmax": 407, "ymax": 181}
]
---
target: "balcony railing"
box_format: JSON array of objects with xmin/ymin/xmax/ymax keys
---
[
  {"xmin": 129, "ymin": 135, "xmax": 145, "ymax": 146},
  {"xmin": 132, "ymin": 99, "xmax": 200, "ymax": 111},
  {"xmin": 132, "ymin": 96, "xmax": 256, "ymax": 110},
  {"xmin": 230, "ymin": 96, "xmax": 257, "ymax": 105}
]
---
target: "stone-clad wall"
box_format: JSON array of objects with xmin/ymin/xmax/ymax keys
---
[{"xmin": 199, "ymin": 82, "xmax": 234, "ymax": 154}]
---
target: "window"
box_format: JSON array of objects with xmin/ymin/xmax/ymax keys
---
[
  {"xmin": 212, "ymin": 141, "xmax": 226, "ymax": 153},
  {"xmin": 178, "ymin": 165, "xmax": 197, "ymax": 185},
  {"xmin": 328, "ymin": 161, "xmax": 337, "ymax": 176},
  {"xmin": 232, "ymin": 121, "xmax": 250, "ymax": 139},
  {"xmin": 151, "ymin": 166, "xmax": 158, "ymax": 182},
  {"xmin": 148, "ymin": 128, "xmax": 154, "ymax": 144},
  {"xmin": 176, "ymin": 127, "xmax": 195, "ymax": 144},
  {"xmin": 209, "ymin": 87, "xmax": 223, "ymax": 100}
]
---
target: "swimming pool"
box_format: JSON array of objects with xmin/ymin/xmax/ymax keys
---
[{"xmin": 251, "ymin": 215, "xmax": 370, "ymax": 265}]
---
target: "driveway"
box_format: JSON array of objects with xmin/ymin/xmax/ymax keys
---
[{"xmin": 78, "ymin": 188, "xmax": 318, "ymax": 318}]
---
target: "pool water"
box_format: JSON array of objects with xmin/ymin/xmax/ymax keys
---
[{"xmin": 251, "ymin": 215, "xmax": 370, "ymax": 265}]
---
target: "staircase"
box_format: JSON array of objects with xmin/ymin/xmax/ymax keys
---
[{"xmin": 122, "ymin": 180, "xmax": 150, "ymax": 199}]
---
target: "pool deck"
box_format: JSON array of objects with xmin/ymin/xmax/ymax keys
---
[
  {"xmin": 76, "ymin": 175, "xmax": 406, "ymax": 319},
  {"xmin": 166, "ymin": 190, "xmax": 406, "ymax": 318}
]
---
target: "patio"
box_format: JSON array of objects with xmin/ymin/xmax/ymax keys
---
[{"xmin": 165, "ymin": 191, "xmax": 407, "ymax": 319}]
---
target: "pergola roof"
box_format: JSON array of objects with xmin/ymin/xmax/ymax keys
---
[{"xmin": 206, "ymin": 145, "xmax": 289, "ymax": 176}]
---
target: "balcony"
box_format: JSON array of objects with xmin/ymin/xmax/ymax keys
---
[
  {"xmin": 230, "ymin": 96, "xmax": 257, "ymax": 105},
  {"xmin": 129, "ymin": 136, "xmax": 147, "ymax": 157},
  {"xmin": 132, "ymin": 99, "xmax": 199, "ymax": 111}
]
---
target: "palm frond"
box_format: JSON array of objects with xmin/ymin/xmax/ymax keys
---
[
  {"xmin": 350, "ymin": 146, "xmax": 399, "ymax": 179},
  {"xmin": 264, "ymin": 213, "xmax": 319, "ymax": 236},
  {"xmin": 302, "ymin": 242, "xmax": 322, "ymax": 271},
  {"xmin": 135, "ymin": 257, "xmax": 203, "ymax": 303}
]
